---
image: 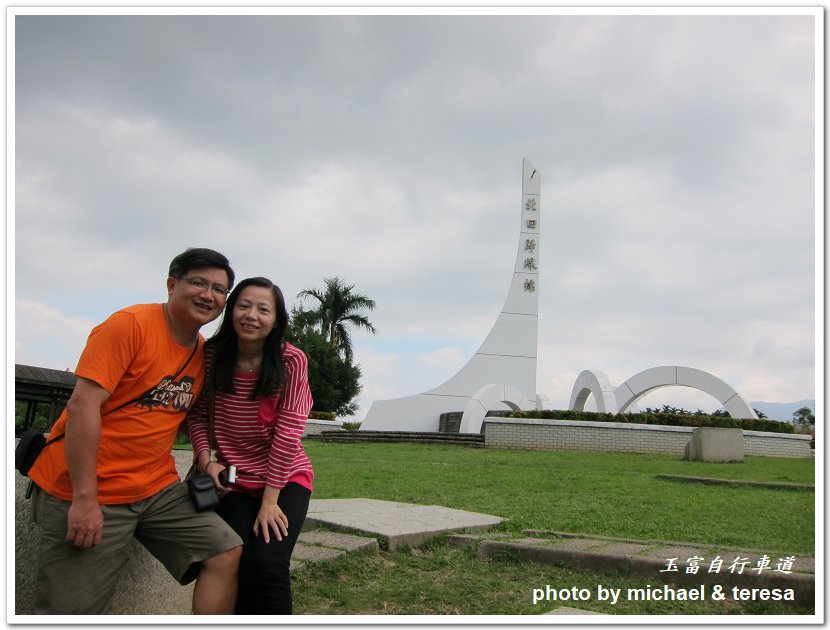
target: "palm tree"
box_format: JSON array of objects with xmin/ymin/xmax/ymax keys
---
[{"xmin": 297, "ymin": 277, "xmax": 377, "ymax": 362}]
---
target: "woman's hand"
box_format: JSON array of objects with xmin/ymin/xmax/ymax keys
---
[
  {"xmin": 254, "ymin": 503, "xmax": 289, "ymax": 543},
  {"xmin": 254, "ymin": 485, "xmax": 288, "ymax": 543},
  {"xmin": 205, "ymin": 461, "xmax": 231, "ymax": 497}
]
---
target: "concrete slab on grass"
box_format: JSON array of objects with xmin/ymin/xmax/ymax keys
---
[
  {"xmin": 477, "ymin": 538, "xmax": 815, "ymax": 608},
  {"xmin": 546, "ymin": 607, "xmax": 606, "ymax": 615},
  {"xmin": 292, "ymin": 545, "xmax": 346, "ymax": 563},
  {"xmin": 290, "ymin": 530, "xmax": 379, "ymax": 575},
  {"xmin": 550, "ymin": 538, "xmax": 612, "ymax": 552},
  {"xmin": 511, "ymin": 537, "xmax": 553, "ymax": 546},
  {"xmin": 306, "ymin": 498, "xmax": 503, "ymax": 550},
  {"xmin": 590, "ymin": 542, "xmax": 652, "ymax": 557},
  {"xmin": 641, "ymin": 545, "xmax": 712, "ymax": 564},
  {"xmin": 299, "ymin": 529, "xmax": 380, "ymax": 553}
]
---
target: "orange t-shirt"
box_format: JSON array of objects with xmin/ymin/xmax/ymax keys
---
[{"xmin": 29, "ymin": 304, "xmax": 206, "ymax": 504}]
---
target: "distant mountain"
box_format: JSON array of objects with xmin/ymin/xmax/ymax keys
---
[{"xmin": 749, "ymin": 400, "xmax": 815, "ymax": 422}]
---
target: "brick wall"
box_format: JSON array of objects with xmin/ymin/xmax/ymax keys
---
[
  {"xmin": 483, "ymin": 417, "xmax": 812, "ymax": 458},
  {"xmin": 303, "ymin": 419, "xmax": 345, "ymax": 436},
  {"xmin": 439, "ymin": 412, "xmax": 462, "ymax": 433},
  {"xmin": 742, "ymin": 430, "xmax": 813, "ymax": 458}
]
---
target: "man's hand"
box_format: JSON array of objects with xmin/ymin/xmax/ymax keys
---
[{"xmin": 65, "ymin": 497, "xmax": 103, "ymax": 548}]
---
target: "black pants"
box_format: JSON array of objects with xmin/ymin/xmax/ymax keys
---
[{"xmin": 216, "ymin": 483, "xmax": 311, "ymax": 615}]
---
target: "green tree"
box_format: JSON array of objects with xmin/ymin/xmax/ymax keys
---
[
  {"xmin": 15, "ymin": 400, "xmax": 56, "ymax": 434},
  {"xmin": 286, "ymin": 308, "xmax": 362, "ymax": 416},
  {"xmin": 297, "ymin": 276, "xmax": 377, "ymax": 362},
  {"xmin": 792, "ymin": 406, "xmax": 815, "ymax": 429},
  {"xmin": 660, "ymin": 404, "xmax": 689, "ymax": 415}
]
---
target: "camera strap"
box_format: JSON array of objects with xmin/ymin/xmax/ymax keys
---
[{"xmin": 32, "ymin": 339, "xmax": 201, "ymax": 474}]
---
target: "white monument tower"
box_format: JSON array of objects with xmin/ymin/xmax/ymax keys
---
[{"xmin": 361, "ymin": 158, "xmax": 542, "ymax": 432}]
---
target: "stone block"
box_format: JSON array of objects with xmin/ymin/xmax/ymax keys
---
[
  {"xmin": 14, "ymin": 475, "xmax": 193, "ymax": 615},
  {"xmin": 685, "ymin": 427, "xmax": 744, "ymax": 462},
  {"xmin": 14, "ymin": 450, "xmax": 205, "ymax": 616}
]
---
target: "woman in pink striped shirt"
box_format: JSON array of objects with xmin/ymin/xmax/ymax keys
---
[{"xmin": 187, "ymin": 276, "xmax": 313, "ymax": 615}]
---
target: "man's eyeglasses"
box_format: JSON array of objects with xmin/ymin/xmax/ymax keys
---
[{"xmin": 178, "ymin": 276, "xmax": 230, "ymax": 298}]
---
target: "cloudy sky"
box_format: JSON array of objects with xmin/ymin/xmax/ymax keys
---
[{"xmin": 12, "ymin": 9, "xmax": 819, "ymax": 421}]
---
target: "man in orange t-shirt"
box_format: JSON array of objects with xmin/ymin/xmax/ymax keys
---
[{"xmin": 28, "ymin": 248, "xmax": 243, "ymax": 615}]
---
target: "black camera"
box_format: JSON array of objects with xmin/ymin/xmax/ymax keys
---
[{"xmin": 218, "ymin": 465, "xmax": 237, "ymax": 486}]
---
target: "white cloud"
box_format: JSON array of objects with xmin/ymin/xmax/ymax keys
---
[
  {"xmin": 12, "ymin": 12, "xmax": 817, "ymax": 423},
  {"xmin": 15, "ymin": 299, "xmax": 94, "ymax": 371}
]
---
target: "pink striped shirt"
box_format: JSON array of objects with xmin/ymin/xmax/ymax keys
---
[{"xmin": 187, "ymin": 342, "xmax": 314, "ymax": 493}]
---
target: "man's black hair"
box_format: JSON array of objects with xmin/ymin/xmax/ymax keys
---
[{"xmin": 168, "ymin": 248, "xmax": 235, "ymax": 289}]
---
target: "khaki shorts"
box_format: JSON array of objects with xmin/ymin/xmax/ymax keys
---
[{"xmin": 30, "ymin": 482, "xmax": 243, "ymax": 614}]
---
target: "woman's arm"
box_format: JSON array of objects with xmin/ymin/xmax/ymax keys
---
[
  {"xmin": 186, "ymin": 350, "xmax": 215, "ymax": 472},
  {"xmin": 187, "ymin": 381, "xmax": 230, "ymax": 491},
  {"xmin": 264, "ymin": 347, "xmax": 313, "ymax": 489},
  {"xmin": 254, "ymin": 346, "xmax": 312, "ymax": 541}
]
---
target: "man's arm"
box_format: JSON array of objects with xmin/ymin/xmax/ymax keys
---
[{"xmin": 63, "ymin": 377, "xmax": 111, "ymax": 549}]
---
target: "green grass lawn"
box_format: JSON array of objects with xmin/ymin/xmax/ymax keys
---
[
  {"xmin": 294, "ymin": 441, "xmax": 816, "ymax": 616},
  {"xmin": 292, "ymin": 537, "xmax": 813, "ymax": 616},
  {"xmin": 304, "ymin": 441, "xmax": 815, "ymax": 554}
]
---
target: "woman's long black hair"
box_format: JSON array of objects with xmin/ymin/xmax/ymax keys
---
[{"xmin": 207, "ymin": 276, "xmax": 289, "ymax": 400}]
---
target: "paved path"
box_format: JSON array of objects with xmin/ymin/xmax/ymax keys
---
[
  {"xmin": 304, "ymin": 498, "xmax": 504, "ymax": 550},
  {"xmin": 292, "ymin": 529, "xmax": 379, "ymax": 573},
  {"xmin": 460, "ymin": 529, "xmax": 815, "ymax": 574},
  {"xmin": 291, "ymin": 498, "xmax": 503, "ymax": 571}
]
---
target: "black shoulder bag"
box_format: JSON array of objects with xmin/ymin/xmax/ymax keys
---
[{"xmin": 15, "ymin": 427, "xmax": 59, "ymax": 477}]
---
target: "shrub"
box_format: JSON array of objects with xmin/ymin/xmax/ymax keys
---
[
  {"xmin": 309, "ymin": 411, "xmax": 337, "ymax": 421},
  {"xmin": 506, "ymin": 410, "xmax": 794, "ymax": 434},
  {"xmin": 174, "ymin": 430, "xmax": 192, "ymax": 447}
]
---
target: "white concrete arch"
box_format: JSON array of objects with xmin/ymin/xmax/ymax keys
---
[
  {"xmin": 459, "ymin": 383, "xmax": 536, "ymax": 434},
  {"xmin": 614, "ymin": 366, "xmax": 758, "ymax": 419},
  {"xmin": 568, "ymin": 370, "xmax": 619, "ymax": 413}
]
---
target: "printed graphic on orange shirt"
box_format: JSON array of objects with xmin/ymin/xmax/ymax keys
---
[{"xmin": 134, "ymin": 375, "xmax": 197, "ymax": 411}]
